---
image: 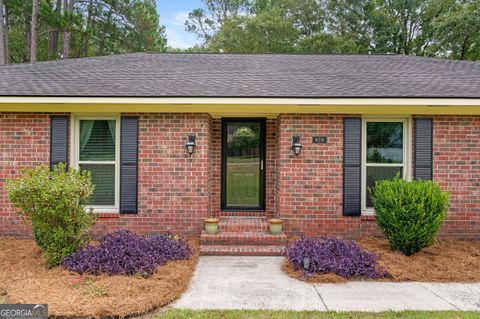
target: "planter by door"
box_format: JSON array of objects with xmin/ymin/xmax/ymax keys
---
[
  {"xmin": 204, "ymin": 218, "xmax": 219, "ymax": 235},
  {"xmin": 269, "ymin": 218, "xmax": 284, "ymax": 234}
]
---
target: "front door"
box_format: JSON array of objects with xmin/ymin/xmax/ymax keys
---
[{"xmin": 221, "ymin": 118, "xmax": 266, "ymax": 211}]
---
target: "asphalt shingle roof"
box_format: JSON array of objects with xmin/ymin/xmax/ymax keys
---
[{"xmin": 0, "ymin": 52, "xmax": 479, "ymax": 98}]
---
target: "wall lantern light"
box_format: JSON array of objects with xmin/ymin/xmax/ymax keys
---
[
  {"xmin": 186, "ymin": 135, "xmax": 196, "ymax": 155},
  {"xmin": 303, "ymin": 257, "xmax": 311, "ymax": 270},
  {"xmin": 292, "ymin": 136, "xmax": 302, "ymax": 156}
]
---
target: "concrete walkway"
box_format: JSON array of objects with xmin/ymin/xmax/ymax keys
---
[{"xmin": 174, "ymin": 256, "xmax": 480, "ymax": 312}]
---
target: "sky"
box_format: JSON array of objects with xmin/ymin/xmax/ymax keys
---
[{"xmin": 156, "ymin": 0, "xmax": 204, "ymax": 49}]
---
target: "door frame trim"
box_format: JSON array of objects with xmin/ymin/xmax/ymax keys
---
[{"xmin": 221, "ymin": 118, "xmax": 266, "ymax": 212}]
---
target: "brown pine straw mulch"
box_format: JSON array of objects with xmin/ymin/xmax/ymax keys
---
[
  {"xmin": 0, "ymin": 237, "xmax": 199, "ymax": 318},
  {"xmin": 283, "ymin": 237, "xmax": 480, "ymax": 283}
]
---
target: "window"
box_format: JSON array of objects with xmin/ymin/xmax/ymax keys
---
[
  {"xmin": 73, "ymin": 116, "xmax": 120, "ymax": 211},
  {"xmin": 362, "ymin": 118, "xmax": 410, "ymax": 212}
]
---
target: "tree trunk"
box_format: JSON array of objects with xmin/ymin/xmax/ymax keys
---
[
  {"xmin": 30, "ymin": 0, "xmax": 39, "ymax": 63},
  {"xmin": 48, "ymin": 0, "xmax": 62, "ymax": 58},
  {"xmin": 4, "ymin": 5, "xmax": 8, "ymax": 64},
  {"xmin": 25, "ymin": 14, "xmax": 31, "ymax": 62},
  {"xmin": 0, "ymin": 0, "xmax": 5, "ymax": 65},
  {"xmin": 62, "ymin": 0, "xmax": 74, "ymax": 59},
  {"xmin": 460, "ymin": 35, "xmax": 469, "ymax": 60},
  {"xmin": 81, "ymin": 0, "xmax": 93, "ymax": 57}
]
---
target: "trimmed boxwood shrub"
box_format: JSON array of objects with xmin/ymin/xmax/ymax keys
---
[
  {"xmin": 285, "ymin": 237, "xmax": 388, "ymax": 279},
  {"xmin": 64, "ymin": 230, "xmax": 192, "ymax": 276},
  {"xmin": 7, "ymin": 164, "xmax": 95, "ymax": 267},
  {"xmin": 371, "ymin": 177, "xmax": 449, "ymax": 256}
]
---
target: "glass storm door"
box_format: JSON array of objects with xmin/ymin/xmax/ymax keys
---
[{"xmin": 221, "ymin": 119, "xmax": 266, "ymax": 211}]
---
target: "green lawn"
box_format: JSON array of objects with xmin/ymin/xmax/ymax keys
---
[
  {"xmin": 227, "ymin": 157, "xmax": 259, "ymax": 164},
  {"xmin": 226, "ymin": 160, "xmax": 259, "ymax": 206},
  {"xmin": 158, "ymin": 310, "xmax": 477, "ymax": 319}
]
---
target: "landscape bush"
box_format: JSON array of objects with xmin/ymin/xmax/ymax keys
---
[
  {"xmin": 7, "ymin": 164, "xmax": 95, "ymax": 267},
  {"xmin": 371, "ymin": 177, "xmax": 449, "ymax": 256},
  {"xmin": 64, "ymin": 230, "xmax": 192, "ymax": 276},
  {"xmin": 285, "ymin": 237, "xmax": 388, "ymax": 279}
]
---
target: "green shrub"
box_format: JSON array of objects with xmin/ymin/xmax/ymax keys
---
[
  {"xmin": 7, "ymin": 163, "xmax": 95, "ymax": 267},
  {"xmin": 371, "ymin": 176, "xmax": 449, "ymax": 256}
]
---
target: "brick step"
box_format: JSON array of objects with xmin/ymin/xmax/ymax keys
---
[
  {"xmin": 218, "ymin": 217, "xmax": 269, "ymax": 232},
  {"xmin": 200, "ymin": 244, "xmax": 285, "ymax": 256},
  {"xmin": 219, "ymin": 211, "xmax": 268, "ymax": 218},
  {"xmin": 200, "ymin": 231, "xmax": 286, "ymax": 246}
]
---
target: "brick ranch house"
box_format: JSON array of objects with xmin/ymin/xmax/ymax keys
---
[{"xmin": 0, "ymin": 53, "xmax": 479, "ymax": 255}]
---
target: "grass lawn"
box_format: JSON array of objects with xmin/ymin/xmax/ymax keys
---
[
  {"xmin": 159, "ymin": 310, "xmax": 477, "ymax": 319},
  {"xmin": 227, "ymin": 157, "xmax": 259, "ymax": 163},
  {"xmin": 226, "ymin": 160, "xmax": 259, "ymax": 206}
]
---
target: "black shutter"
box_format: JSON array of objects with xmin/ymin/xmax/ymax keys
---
[
  {"xmin": 50, "ymin": 115, "xmax": 69, "ymax": 170},
  {"xmin": 120, "ymin": 116, "xmax": 139, "ymax": 214},
  {"xmin": 414, "ymin": 118, "xmax": 433, "ymax": 180},
  {"xmin": 343, "ymin": 117, "xmax": 362, "ymax": 216}
]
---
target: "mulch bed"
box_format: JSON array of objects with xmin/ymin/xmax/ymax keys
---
[
  {"xmin": 283, "ymin": 237, "xmax": 480, "ymax": 283},
  {"xmin": 0, "ymin": 237, "xmax": 198, "ymax": 318}
]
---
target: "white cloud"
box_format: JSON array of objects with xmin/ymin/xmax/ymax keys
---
[
  {"xmin": 166, "ymin": 29, "xmax": 196, "ymax": 49},
  {"xmin": 162, "ymin": 11, "xmax": 199, "ymax": 49},
  {"xmin": 163, "ymin": 11, "xmax": 190, "ymax": 27}
]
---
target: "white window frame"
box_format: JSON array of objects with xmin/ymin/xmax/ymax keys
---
[
  {"xmin": 361, "ymin": 117, "xmax": 412, "ymax": 214},
  {"xmin": 71, "ymin": 114, "xmax": 121, "ymax": 213}
]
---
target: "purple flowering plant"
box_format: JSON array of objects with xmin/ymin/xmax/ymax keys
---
[
  {"xmin": 285, "ymin": 237, "xmax": 389, "ymax": 279},
  {"xmin": 64, "ymin": 230, "xmax": 192, "ymax": 277}
]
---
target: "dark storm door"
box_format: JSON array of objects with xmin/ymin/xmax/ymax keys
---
[{"xmin": 221, "ymin": 118, "xmax": 266, "ymax": 211}]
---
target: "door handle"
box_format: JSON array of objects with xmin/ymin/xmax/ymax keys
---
[{"xmin": 260, "ymin": 160, "xmax": 264, "ymax": 170}]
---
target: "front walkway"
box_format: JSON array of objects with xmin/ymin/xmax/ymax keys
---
[{"xmin": 174, "ymin": 256, "xmax": 480, "ymax": 311}]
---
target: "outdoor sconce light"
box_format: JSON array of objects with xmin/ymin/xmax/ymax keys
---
[
  {"xmin": 186, "ymin": 135, "xmax": 196, "ymax": 155},
  {"xmin": 303, "ymin": 257, "xmax": 311, "ymax": 270},
  {"xmin": 292, "ymin": 136, "xmax": 302, "ymax": 156}
]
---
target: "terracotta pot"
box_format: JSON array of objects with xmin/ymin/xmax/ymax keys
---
[
  {"xmin": 268, "ymin": 218, "xmax": 284, "ymax": 235},
  {"xmin": 204, "ymin": 218, "xmax": 219, "ymax": 235}
]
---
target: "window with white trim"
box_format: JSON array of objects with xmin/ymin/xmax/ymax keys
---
[
  {"xmin": 73, "ymin": 116, "xmax": 120, "ymax": 211},
  {"xmin": 362, "ymin": 118, "xmax": 410, "ymax": 212}
]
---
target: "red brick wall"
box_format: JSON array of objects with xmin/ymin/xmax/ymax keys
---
[
  {"xmin": 0, "ymin": 112, "xmax": 479, "ymax": 240},
  {"xmin": 0, "ymin": 113, "xmax": 212, "ymax": 237},
  {"xmin": 0, "ymin": 113, "xmax": 51, "ymax": 237},
  {"xmin": 210, "ymin": 118, "xmax": 221, "ymax": 216},
  {"xmin": 276, "ymin": 114, "xmax": 378, "ymax": 239},
  {"xmin": 94, "ymin": 113, "xmax": 212, "ymax": 236},
  {"xmin": 277, "ymin": 114, "xmax": 480, "ymax": 239},
  {"xmin": 432, "ymin": 116, "xmax": 480, "ymax": 239},
  {"xmin": 265, "ymin": 118, "xmax": 277, "ymax": 217}
]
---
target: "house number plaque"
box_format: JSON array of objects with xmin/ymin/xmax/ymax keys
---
[{"xmin": 312, "ymin": 136, "xmax": 327, "ymax": 144}]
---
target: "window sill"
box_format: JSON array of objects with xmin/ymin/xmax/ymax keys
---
[
  {"xmin": 361, "ymin": 214, "xmax": 376, "ymax": 221},
  {"xmin": 88, "ymin": 206, "xmax": 119, "ymax": 213},
  {"xmin": 94, "ymin": 212, "xmax": 120, "ymax": 219}
]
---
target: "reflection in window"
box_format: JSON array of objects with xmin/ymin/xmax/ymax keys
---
[
  {"xmin": 364, "ymin": 121, "xmax": 406, "ymax": 209},
  {"xmin": 367, "ymin": 122, "xmax": 403, "ymax": 163},
  {"xmin": 225, "ymin": 122, "xmax": 261, "ymax": 208}
]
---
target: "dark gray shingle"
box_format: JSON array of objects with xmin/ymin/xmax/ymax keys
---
[{"xmin": 0, "ymin": 53, "xmax": 479, "ymax": 98}]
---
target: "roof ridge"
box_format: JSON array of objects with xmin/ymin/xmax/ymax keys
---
[
  {"xmin": 1, "ymin": 52, "xmax": 478, "ymax": 68},
  {"xmin": 0, "ymin": 52, "xmax": 149, "ymax": 68}
]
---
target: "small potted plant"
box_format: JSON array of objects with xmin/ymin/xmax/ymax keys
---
[
  {"xmin": 204, "ymin": 216, "xmax": 219, "ymax": 235},
  {"xmin": 268, "ymin": 217, "xmax": 284, "ymax": 235}
]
